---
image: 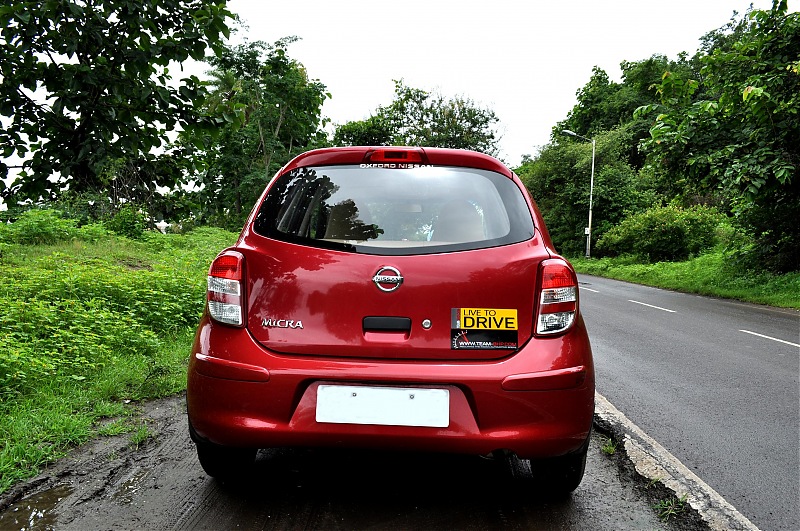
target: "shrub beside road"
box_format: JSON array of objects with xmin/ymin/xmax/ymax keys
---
[{"xmin": 572, "ymin": 251, "xmax": 800, "ymax": 309}]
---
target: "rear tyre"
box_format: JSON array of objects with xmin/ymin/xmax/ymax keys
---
[
  {"xmin": 195, "ymin": 440, "xmax": 257, "ymax": 479},
  {"xmin": 528, "ymin": 433, "xmax": 591, "ymax": 496},
  {"xmin": 189, "ymin": 421, "xmax": 256, "ymax": 479}
]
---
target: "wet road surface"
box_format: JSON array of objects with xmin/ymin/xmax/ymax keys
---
[{"xmin": 579, "ymin": 274, "xmax": 799, "ymax": 530}]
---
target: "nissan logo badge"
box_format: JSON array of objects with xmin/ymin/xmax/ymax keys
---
[{"xmin": 372, "ymin": 266, "xmax": 403, "ymax": 292}]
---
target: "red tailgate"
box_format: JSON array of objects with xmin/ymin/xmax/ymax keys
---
[{"xmin": 241, "ymin": 238, "xmax": 547, "ymax": 361}]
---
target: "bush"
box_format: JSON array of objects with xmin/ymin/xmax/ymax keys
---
[
  {"xmin": 0, "ymin": 209, "xmax": 79, "ymax": 245},
  {"xmin": 0, "ymin": 209, "xmax": 110, "ymax": 246},
  {"xmin": 0, "ymin": 223, "xmax": 237, "ymax": 397},
  {"xmin": 76, "ymin": 222, "xmax": 110, "ymax": 242},
  {"xmin": 105, "ymin": 204, "xmax": 148, "ymax": 239},
  {"xmin": 0, "ymin": 298, "xmax": 159, "ymax": 396},
  {"xmin": 3, "ymin": 259, "xmax": 205, "ymax": 335},
  {"xmin": 50, "ymin": 191, "xmax": 116, "ymax": 226},
  {"xmin": 596, "ymin": 205, "xmax": 725, "ymax": 262}
]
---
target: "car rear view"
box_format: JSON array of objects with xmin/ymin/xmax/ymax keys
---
[{"xmin": 187, "ymin": 146, "xmax": 594, "ymax": 493}]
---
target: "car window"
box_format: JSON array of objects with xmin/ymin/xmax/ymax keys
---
[{"xmin": 253, "ymin": 165, "xmax": 534, "ymax": 256}]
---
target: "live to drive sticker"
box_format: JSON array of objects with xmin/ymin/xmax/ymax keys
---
[
  {"xmin": 451, "ymin": 308, "xmax": 518, "ymax": 330},
  {"xmin": 451, "ymin": 308, "xmax": 518, "ymax": 350}
]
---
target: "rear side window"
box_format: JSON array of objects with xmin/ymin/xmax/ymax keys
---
[{"xmin": 253, "ymin": 165, "xmax": 534, "ymax": 255}]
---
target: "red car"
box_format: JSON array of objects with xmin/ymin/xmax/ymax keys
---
[{"xmin": 187, "ymin": 146, "xmax": 594, "ymax": 493}]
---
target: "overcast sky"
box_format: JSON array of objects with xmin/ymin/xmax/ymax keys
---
[{"xmin": 224, "ymin": 0, "xmax": 779, "ymax": 166}]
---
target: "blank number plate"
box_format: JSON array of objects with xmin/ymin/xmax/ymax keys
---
[{"xmin": 316, "ymin": 385, "xmax": 450, "ymax": 427}]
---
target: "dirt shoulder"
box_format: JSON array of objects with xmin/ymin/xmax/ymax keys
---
[
  {"xmin": 0, "ymin": 394, "xmax": 198, "ymax": 530},
  {"xmin": 0, "ymin": 392, "xmax": 705, "ymax": 530}
]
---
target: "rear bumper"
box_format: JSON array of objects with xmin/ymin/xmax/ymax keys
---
[{"xmin": 187, "ymin": 316, "xmax": 595, "ymax": 459}]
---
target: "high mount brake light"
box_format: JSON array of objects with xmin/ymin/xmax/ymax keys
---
[
  {"xmin": 366, "ymin": 148, "xmax": 425, "ymax": 164},
  {"xmin": 207, "ymin": 251, "xmax": 245, "ymax": 327},
  {"xmin": 535, "ymin": 259, "xmax": 578, "ymax": 336}
]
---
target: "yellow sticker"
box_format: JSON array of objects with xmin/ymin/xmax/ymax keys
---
[{"xmin": 453, "ymin": 308, "xmax": 518, "ymax": 330}]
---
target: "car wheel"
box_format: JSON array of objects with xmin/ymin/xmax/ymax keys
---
[
  {"xmin": 529, "ymin": 433, "xmax": 591, "ymax": 495},
  {"xmin": 195, "ymin": 440, "xmax": 257, "ymax": 479},
  {"xmin": 189, "ymin": 420, "xmax": 257, "ymax": 479}
]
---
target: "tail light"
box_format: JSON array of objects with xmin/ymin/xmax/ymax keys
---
[
  {"xmin": 207, "ymin": 250, "xmax": 245, "ymax": 327},
  {"xmin": 535, "ymin": 259, "xmax": 577, "ymax": 336}
]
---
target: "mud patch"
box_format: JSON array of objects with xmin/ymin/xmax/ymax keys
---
[
  {"xmin": 110, "ymin": 468, "xmax": 151, "ymax": 505},
  {"xmin": 0, "ymin": 394, "xmax": 190, "ymax": 530},
  {"xmin": 0, "ymin": 484, "xmax": 72, "ymax": 531},
  {"xmin": 116, "ymin": 258, "xmax": 153, "ymax": 271}
]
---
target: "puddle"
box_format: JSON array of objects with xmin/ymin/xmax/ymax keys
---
[
  {"xmin": 111, "ymin": 468, "xmax": 150, "ymax": 504},
  {"xmin": 0, "ymin": 484, "xmax": 73, "ymax": 531}
]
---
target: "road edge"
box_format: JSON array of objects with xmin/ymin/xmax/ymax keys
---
[{"xmin": 593, "ymin": 391, "xmax": 760, "ymax": 531}]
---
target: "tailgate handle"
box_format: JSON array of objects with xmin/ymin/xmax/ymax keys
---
[{"xmin": 363, "ymin": 316, "xmax": 412, "ymax": 332}]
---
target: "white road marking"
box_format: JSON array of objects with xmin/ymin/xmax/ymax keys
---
[
  {"xmin": 628, "ymin": 300, "xmax": 676, "ymax": 313},
  {"xmin": 581, "ymin": 287, "xmax": 599, "ymax": 293},
  {"xmin": 739, "ymin": 329, "xmax": 800, "ymax": 348}
]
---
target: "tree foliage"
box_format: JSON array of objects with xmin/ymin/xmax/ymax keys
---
[
  {"xmin": 554, "ymin": 55, "xmax": 696, "ymax": 171},
  {"xmin": 637, "ymin": 1, "xmax": 799, "ymax": 271},
  {"xmin": 521, "ymin": 2, "xmax": 799, "ymax": 272},
  {"xmin": 0, "ymin": 0, "xmax": 233, "ymax": 204},
  {"xmin": 334, "ymin": 80, "xmax": 500, "ymax": 156},
  {"xmin": 184, "ymin": 39, "xmax": 330, "ymax": 228},
  {"xmin": 518, "ymin": 125, "xmax": 657, "ymax": 257},
  {"xmin": 332, "ymin": 115, "xmax": 394, "ymax": 147}
]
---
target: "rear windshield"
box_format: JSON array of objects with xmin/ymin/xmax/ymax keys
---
[{"xmin": 252, "ymin": 165, "xmax": 535, "ymax": 255}]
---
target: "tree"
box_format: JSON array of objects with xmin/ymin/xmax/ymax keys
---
[
  {"xmin": 554, "ymin": 56, "xmax": 696, "ymax": 171},
  {"xmin": 554, "ymin": 67, "xmax": 618, "ymax": 137},
  {"xmin": 186, "ymin": 39, "xmax": 329, "ymax": 228},
  {"xmin": 0, "ymin": 0, "xmax": 233, "ymax": 204},
  {"xmin": 638, "ymin": 1, "xmax": 800, "ymax": 271},
  {"xmin": 332, "ymin": 115, "xmax": 394, "ymax": 146},
  {"xmin": 334, "ymin": 80, "xmax": 500, "ymax": 156},
  {"xmin": 518, "ymin": 125, "xmax": 656, "ymax": 257}
]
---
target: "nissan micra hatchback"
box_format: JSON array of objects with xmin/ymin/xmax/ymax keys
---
[{"xmin": 188, "ymin": 146, "xmax": 594, "ymax": 493}]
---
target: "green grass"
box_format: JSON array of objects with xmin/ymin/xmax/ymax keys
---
[
  {"xmin": 97, "ymin": 418, "xmax": 132, "ymax": 437},
  {"xmin": 0, "ymin": 225, "xmax": 237, "ymax": 494},
  {"xmin": 600, "ymin": 436, "xmax": 617, "ymax": 456},
  {"xmin": 571, "ymin": 250, "xmax": 800, "ymax": 309},
  {"xmin": 128, "ymin": 422, "xmax": 154, "ymax": 450},
  {"xmin": 653, "ymin": 494, "xmax": 689, "ymax": 521}
]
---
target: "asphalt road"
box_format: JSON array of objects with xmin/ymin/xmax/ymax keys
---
[{"xmin": 578, "ymin": 274, "xmax": 800, "ymax": 531}]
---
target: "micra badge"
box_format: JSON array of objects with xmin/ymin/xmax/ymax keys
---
[{"xmin": 262, "ymin": 318, "xmax": 304, "ymax": 329}]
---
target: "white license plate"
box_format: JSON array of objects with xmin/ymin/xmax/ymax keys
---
[{"xmin": 316, "ymin": 385, "xmax": 450, "ymax": 428}]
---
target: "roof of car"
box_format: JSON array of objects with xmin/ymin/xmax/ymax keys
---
[{"xmin": 278, "ymin": 146, "xmax": 514, "ymax": 179}]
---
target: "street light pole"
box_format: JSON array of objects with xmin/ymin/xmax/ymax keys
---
[{"xmin": 561, "ymin": 130, "xmax": 595, "ymax": 258}]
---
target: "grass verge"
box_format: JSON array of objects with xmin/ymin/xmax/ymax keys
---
[
  {"xmin": 570, "ymin": 251, "xmax": 800, "ymax": 309},
  {"xmin": 0, "ymin": 225, "xmax": 236, "ymax": 495}
]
